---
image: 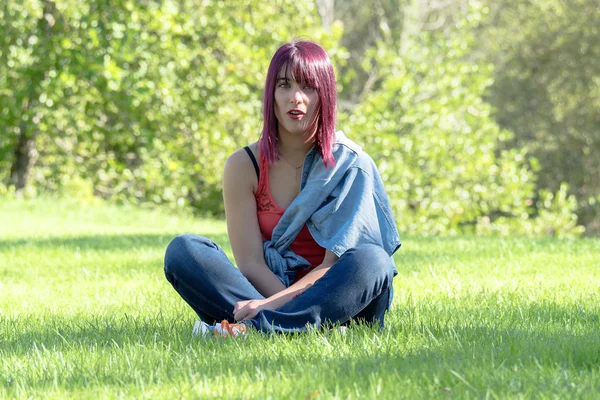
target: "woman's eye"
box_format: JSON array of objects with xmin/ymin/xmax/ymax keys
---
[
  {"xmin": 278, "ymin": 83, "xmax": 290, "ymax": 88},
  {"xmin": 303, "ymin": 86, "xmax": 315, "ymax": 91}
]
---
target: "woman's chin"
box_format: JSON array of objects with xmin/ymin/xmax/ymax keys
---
[{"xmin": 281, "ymin": 125, "xmax": 316, "ymax": 138}]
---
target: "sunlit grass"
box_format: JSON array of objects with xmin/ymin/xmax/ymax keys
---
[{"xmin": 1, "ymin": 197, "xmax": 599, "ymax": 399}]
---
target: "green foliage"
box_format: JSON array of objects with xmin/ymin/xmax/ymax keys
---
[
  {"xmin": 0, "ymin": 181, "xmax": 16, "ymax": 198},
  {"xmin": 477, "ymin": 183, "xmax": 586, "ymax": 238},
  {"xmin": 0, "ymin": 0, "xmax": 340, "ymax": 214},
  {"xmin": 0, "ymin": 0, "xmax": 591, "ymax": 236},
  {"xmin": 343, "ymin": 5, "xmax": 550, "ymax": 236},
  {"xmin": 476, "ymin": 0, "xmax": 600, "ymax": 233},
  {"xmin": 59, "ymin": 175, "xmax": 97, "ymax": 204}
]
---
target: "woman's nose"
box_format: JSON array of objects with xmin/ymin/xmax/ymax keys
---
[{"xmin": 290, "ymin": 88, "xmax": 304, "ymax": 104}]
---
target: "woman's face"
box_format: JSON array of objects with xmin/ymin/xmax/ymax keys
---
[{"xmin": 273, "ymin": 68, "xmax": 320, "ymax": 138}]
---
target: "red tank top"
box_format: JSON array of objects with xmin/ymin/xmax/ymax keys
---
[{"xmin": 255, "ymin": 153, "xmax": 325, "ymax": 283}]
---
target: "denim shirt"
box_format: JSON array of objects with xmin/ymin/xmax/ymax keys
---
[{"xmin": 263, "ymin": 130, "xmax": 401, "ymax": 287}]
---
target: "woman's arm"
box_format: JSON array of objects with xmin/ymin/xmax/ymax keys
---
[
  {"xmin": 234, "ymin": 249, "xmax": 339, "ymax": 321},
  {"xmin": 223, "ymin": 147, "xmax": 286, "ymax": 297},
  {"xmin": 267, "ymin": 249, "xmax": 339, "ymax": 306}
]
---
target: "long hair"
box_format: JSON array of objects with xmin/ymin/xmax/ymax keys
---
[{"xmin": 260, "ymin": 40, "xmax": 337, "ymax": 167}]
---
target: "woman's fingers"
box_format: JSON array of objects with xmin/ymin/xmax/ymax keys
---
[
  {"xmin": 234, "ymin": 301, "xmax": 260, "ymax": 321},
  {"xmin": 233, "ymin": 300, "xmax": 250, "ymax": 314},
  {"xmin": 234, "ymin": 308, "xmax": 243, "ymax": 321},
  {"xmin": 244, "ymin": 307, "xmax": 256, "ymax": 320},
  {"xmin": 234, "ymin": 302, "xmax": 250, "ymax": 321}
]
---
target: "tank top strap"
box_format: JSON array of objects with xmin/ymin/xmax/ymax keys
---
[{"xmin": 243, "ymin": 146, "xmax": 259, "ymax": 181}]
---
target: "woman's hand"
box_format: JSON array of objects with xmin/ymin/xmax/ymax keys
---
[
  {"xmin": 233, "ymin": 279, "xmax": 320, "ymax": 321},
  {"xmin": 233, "ymin": 299, "xmax": 274, "ymax": 321},
  {"xmin": 233, "ymin": 282, "xmax": 318, "ymax": 321}
]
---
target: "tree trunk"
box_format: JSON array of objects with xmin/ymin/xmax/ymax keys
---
[
  {"xmin": 316, "ymin": 0, "xmax": 335, "ymax": 32},
  {"xmin": 9, "ymin": 0, "xmax": 56, "ymax": 194},
  {"xmin": 10, "ymin": 117, "xmax": 39, "ymax": 193}
]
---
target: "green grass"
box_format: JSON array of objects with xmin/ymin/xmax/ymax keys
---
[{"xmin": 1, "ymin": 197, "xmax": 599, "ymax": 399}]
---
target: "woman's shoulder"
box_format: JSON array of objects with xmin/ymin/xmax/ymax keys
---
[
  {"xmin": 225, "ymin": 141, "xmax": 259, "ymax": 169},
  {"xmin": 223, "ymin": 142, "xmax": 260, "ymax": 191}
]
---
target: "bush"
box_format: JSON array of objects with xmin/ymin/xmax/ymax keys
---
[{"xmin": 341, "ymin": 6, "xmax": 582, "ymax": 236}]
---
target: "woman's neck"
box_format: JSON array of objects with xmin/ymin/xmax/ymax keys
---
[{"xmin": 276, "ymin": 126, "xmax": 316, "ymax": 164}]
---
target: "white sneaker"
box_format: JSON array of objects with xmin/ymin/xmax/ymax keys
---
[
  {"xmin": 192, "ymin": 320, "xmax": 248, "ymax": 338},
  {"xmin": 192, "ymin": 320, "xmax": 211, "ymax": 337}
]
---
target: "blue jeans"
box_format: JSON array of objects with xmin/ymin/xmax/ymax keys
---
[{"xmin": 164, "ymin": 234, "xmax": 396, "ymax": 333}]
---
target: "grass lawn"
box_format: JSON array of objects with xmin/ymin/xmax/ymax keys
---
[{"xmin": 1, "ymin": 197, "xmax": 599, "ymax": 399}]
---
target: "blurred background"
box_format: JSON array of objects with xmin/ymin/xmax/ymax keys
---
[{"xmin": 1, "ymin": 0, "xmax": 598, "ymax": 237}]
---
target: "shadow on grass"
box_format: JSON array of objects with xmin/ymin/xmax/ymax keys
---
[
  {"xmin": 2, "ymin": 303, "xmax": 599, "ymax": 394},
  {"xmin": 398, "ymin": 236, "xmax": 600, "ymax": 266},
  {"xmin": 0, "ymin": 233, "xmax": 231, "ymax": 252}
]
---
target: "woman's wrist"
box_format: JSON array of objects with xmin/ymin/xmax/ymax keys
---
[
  {"xmin": 264, "ymin": 290, "xmax": 297, "ymax": 310},
  {"xmin": 240, "ymin": 263, "xmax": 287, "ymax": 297}
]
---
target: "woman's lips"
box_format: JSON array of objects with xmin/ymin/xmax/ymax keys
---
[{"xmin": 287, "ymin": 110, "xmax": 305, "ymax": 119}]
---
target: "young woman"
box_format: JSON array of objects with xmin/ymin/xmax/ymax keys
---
[{"xmin": 164, "ymin": 40, "xmax": 401, "ymax": 336}]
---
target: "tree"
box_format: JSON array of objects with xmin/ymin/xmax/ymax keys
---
[
  {"xmin": 0, "ymin": 0, "xmax": 341, "ymax": 212},
  {"xmin": 342, "ymin": 2, "xmax": 543, "ymax": 235},
  {"xmin": 475, "ymin": 0, "xmax": 600, "ymax": 234}
]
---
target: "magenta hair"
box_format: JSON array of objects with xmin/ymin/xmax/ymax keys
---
[{"xmin": 260, "ymin": 40, "xmax": 337, "ymax": 167}]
